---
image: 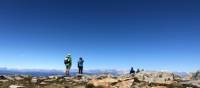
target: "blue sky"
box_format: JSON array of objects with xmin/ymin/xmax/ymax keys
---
[{"xmin": 0, "ymin": 0, "xmax": 200, "ymax": 72}]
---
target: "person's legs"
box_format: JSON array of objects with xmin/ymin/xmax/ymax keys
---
[
  {"xmin": 68, "ymin": 65, "xmax": 71, "ymax": 76},
  {"xmin": 66, "ymin": 65, "xmax": 70, "ymax": 76},
  {"xmin": 65, "ymin": 66, "xmax": 67, "ymax": 76},
  {"xmin": 78, "ymin": 67, "xmax": 81, "ymax": 74},
  {"xmin": 65, "ymin": 69, "xmax": 68, "ymax": 76},
  {"xmin": 67, "ymin": 70, "xmax": 69, "ymax": 76},
  {"xmin": 80, "ymin": 67, "xmax": 83, "ymax": 74}
]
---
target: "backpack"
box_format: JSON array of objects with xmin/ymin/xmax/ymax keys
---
[
  {"xmin": 78, "ymin": 60, "xmax": 84, "ymax": 67},
  {"xmin": 64, "ymin": 59, "xmax": 67, "ymax": 64},
  {"xmin": 64, "ymin": 58, "xmax": 71, "ymax": 65}
]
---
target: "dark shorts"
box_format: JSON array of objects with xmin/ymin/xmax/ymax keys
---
[
  {"xmin": 78, "ymin": 66, "xmax": 83, "ymax": 69},
  {"xmin": 66, "ymin": 65, "xmax": 71, "ymax": 70}
]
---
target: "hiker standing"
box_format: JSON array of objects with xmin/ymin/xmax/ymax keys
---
[
  {"xmin": 78, "ymin": 57, "xmax": 84, "ymax": 74},
  {"xmin": 64, "ymin": 54, "xmax": 72, "ymax": 76}
]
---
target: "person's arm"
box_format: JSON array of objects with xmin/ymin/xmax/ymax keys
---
[
  {"xmin": 70, "ymin": 58, "xmax": 72, "ymax": 66},
  {"xmin": 64, "ymin": 59, "xmax": 66, "ymax": 64},
  {"xmin": 78, "ymin": 61, "xmax": 79, "ymax": 67}
]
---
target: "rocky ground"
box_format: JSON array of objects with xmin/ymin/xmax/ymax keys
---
[{"xmin": 0, "ymin": 71, "xmax": 200, "ymax": 88}]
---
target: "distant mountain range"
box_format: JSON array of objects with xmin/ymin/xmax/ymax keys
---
[
  {"xmin": 0, "ymin": 67, "xmax": 191, "ymax": 77},
  {"xmin": 173, "ymin": 72, "xmax": 190, "ymax": 78},
  {"xmin": 0, "ymin": 67, "xmax": 128, "ymax": 76},
  {"xmin": 0, "ymin": 67, "xmax": 64, "ymax": 76}
]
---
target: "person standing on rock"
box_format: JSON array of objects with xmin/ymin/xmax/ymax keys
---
[
  {"xmin": 130, "ymin": 67, "xmax": 135, "ymax": 74},
  {"xmin": 136, "ymin": 69, "xmax": 140, "ymax": 73},
  {"xmin": 78, "ymin": 57, "xmax": 84, "ymax": 74},
  {"xmin": 64, "ymin": 54, "xmax": 72, "ymax": 76}
]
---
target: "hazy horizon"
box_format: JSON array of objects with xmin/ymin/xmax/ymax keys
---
[
  {"xmin": 0, "ymin": 67, "xmax": 195, "ymax": 73},
  {"xmin": 0, "ymin": 0, "xmax": 200, "ymax": 72}
]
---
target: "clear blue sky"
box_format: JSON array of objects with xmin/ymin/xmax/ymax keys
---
[{"xmin": 0, "ymin": 0, "xmax": 200, "ymax": 72}]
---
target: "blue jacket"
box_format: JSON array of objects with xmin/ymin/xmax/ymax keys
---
[{"xmin": 78, "ymin": 60, "xmax": 84, "ymax": 67}]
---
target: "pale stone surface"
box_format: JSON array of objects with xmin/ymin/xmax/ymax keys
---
[
  {"xmin": 31, "ymin": 78, "xmax": 38, "ymax": 83},
  {"xmin": 135, "ymin": 71, "xmax": 175, "ymax": 84},
  {"xmin": 3, "ymin": 75, "xmax": 14, "ymax": 81},
  {"xmin": 9, "ymin": 85, "xmax": 25, "ymax": 88},
  {"xmin": 15, "ymin": 76, "xmax": 24, "ymax": 81},
  {"xmin": 0, "ymin": 79, "xmax": 9, "ymax": 83}
]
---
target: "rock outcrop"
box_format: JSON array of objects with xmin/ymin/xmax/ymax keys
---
[
  {"xmin": 9, "ymin": 85, "xmax": 25, "ymax": 88},
  {"xmin": 180, "ymin": 80, "xmax": 200, "ymax": 88},
  {"xmin": 134, "ymin": 71, "xmax": 177, "ymax": 84},
  {"xmin": 0, "ymin": 71, "xmax": 200, "ymax": 88},
  {"xmin": 192, "ymin": 70, "xmax": 200, "ymax": 80}
]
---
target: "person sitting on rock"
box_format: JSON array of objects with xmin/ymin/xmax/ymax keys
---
[
  {"xmin": 130, "ymin": 67, "xmax": 135, "ymax": 74},
  {"xmin": 78, "ymin": 57, "xmax": 84, "ymax": 74},
  {"xmin": 64, "ymin": 54, "xmax": 72, "ymax": 76},
  {"xmin": 136, "ymin": 69, "xmax": 140, "ymax": 73}
]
